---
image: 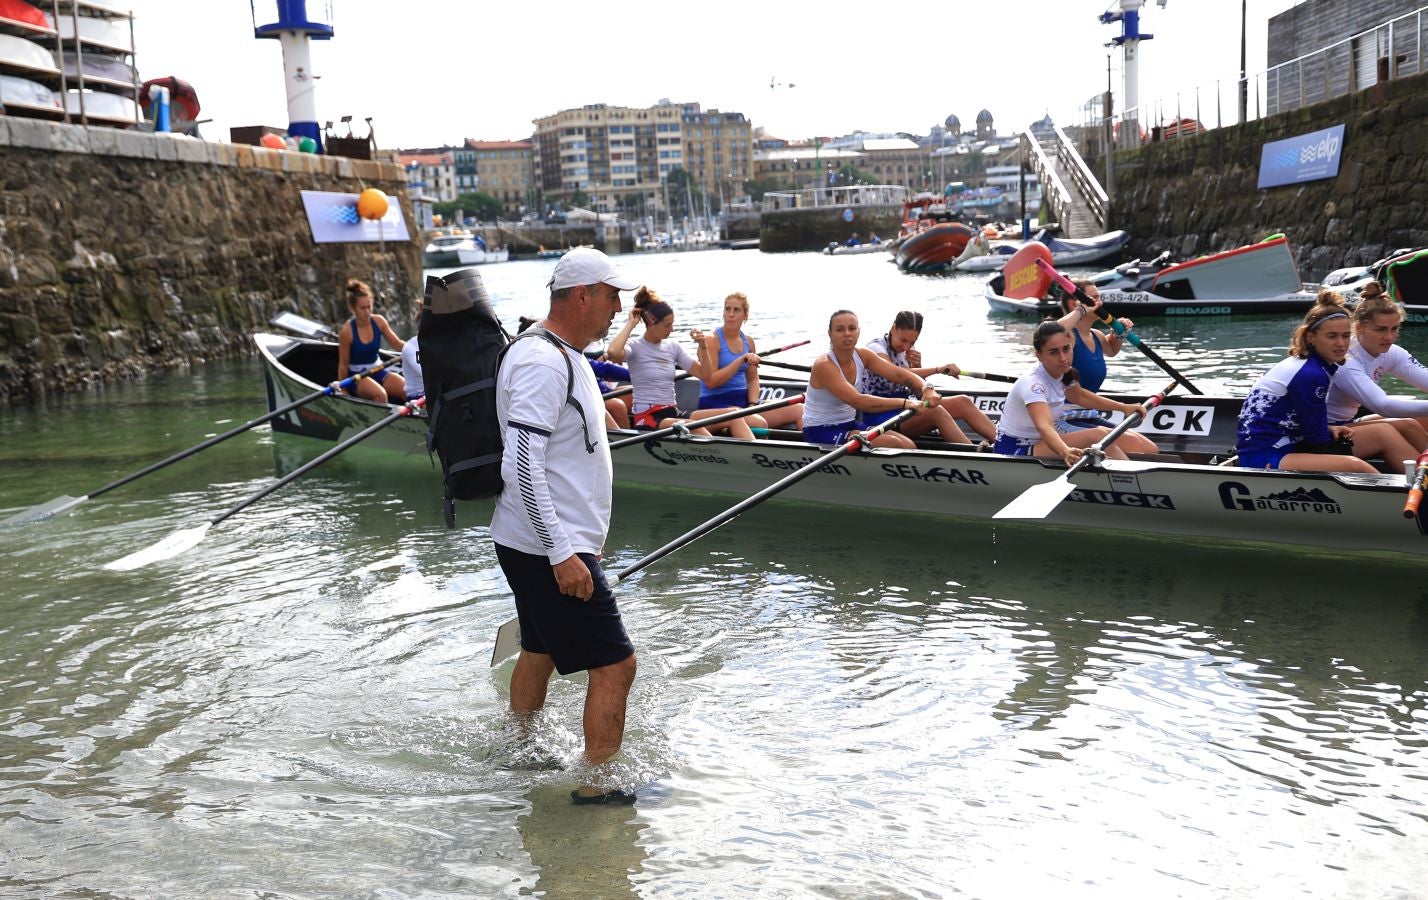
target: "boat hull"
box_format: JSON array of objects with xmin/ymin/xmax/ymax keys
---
[
  {"xmin": 610, "ymin": 433, "xmax": 1422, "ymax": 555},
  {"xmin": 895, "ymin": 223, "xmax": 975, "ymax": 272},
  {"xmin": 983, "ymin": 280, "xmax": 1320, "ymax": 317},
  {"xmin": 421, "ymin": 244, "xmax": 508, "ymax": 268},
  {"xmin": 254, "ymin": 333, "xmax": 1427, "ymax": 555},
  {"xmin": 258, "ymin": 333, "xmax": 429, "ymax": 454},
  {"xmin": 984, "ymin": 235, "xmax": 1319, "ymax": 316},
  {"xmin": 957, "ymin": 230, "xmax": 1131, "ymax": 272}
]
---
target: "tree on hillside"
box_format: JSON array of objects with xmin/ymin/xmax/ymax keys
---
[{"xmin": 433, "ymin": 191, "xmax": 502, "ymax": 223}]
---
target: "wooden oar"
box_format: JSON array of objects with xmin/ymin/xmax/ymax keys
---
[
  {"xmin": 104, "ymin": 397, "xmax": 426, "ymax": 571},
  {"xmin": 491, "ymin": 408, "xmax": 917, "ymax": 666},
  {"xmin": 759, "ymin": 359, "xmax": 1019, "ymax": 385},
  {"xmin": 1402, "ymin": 449, "xmax": 1428, "ymax": 521},
  {"xmin": 600, "ymin": 338, "xmax": 810, "ymax": 401},
  {"xmin": 1034, "ymin": 257, "xmax": 1203, "ymax": 396},
  {"xmin": 2, "ymin": 361, "xmax": 401, "ymax": 527},
  {"xmin": 993, "ymin": 380, "xmax": 1178, "ymax": 520},
  {"xmin": 609, "ymin": 395, "xmax": 805, "ymax": 449}
]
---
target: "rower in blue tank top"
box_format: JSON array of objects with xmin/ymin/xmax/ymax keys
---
[
  {"xmin": 1056, "ymin": 278, "xmax": 1128, "ymax": 429},
  {"xmin": 693, "ymin": 291, "xmax": 804, "ymax": 432},
  {"xmin": 697, "ymin": 327, "xmax": 749, "ymax": 408},
  {"xmin": 336, "ymin": 278, "xmax": 407, "ymax": 403}
]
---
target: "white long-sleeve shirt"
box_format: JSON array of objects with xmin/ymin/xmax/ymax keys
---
[
  {"xmin": 1324, "ymin": 341, "xmax": 1428, "ymax": 423},
  {"xmin": 491, "ymin": 334, "xmax": 611, "ymax": 564}
]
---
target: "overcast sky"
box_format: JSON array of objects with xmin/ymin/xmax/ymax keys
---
[{"xmin": 121, "ymin": 0, "xmax": 1303, "ymax": 148}]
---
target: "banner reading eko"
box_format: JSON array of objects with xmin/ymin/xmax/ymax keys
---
[
  {"xmin": 300, "ymin": 190, "xmax": 412, "ymax": 243},
  {"xmin": 1256, "ymin": 124, "xmax": 1346, "ymax": 189}
]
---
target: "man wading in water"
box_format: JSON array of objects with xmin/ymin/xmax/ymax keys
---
[{"xmin": 491, "ymin": 248, "xmax": 641, "ymax": 804}]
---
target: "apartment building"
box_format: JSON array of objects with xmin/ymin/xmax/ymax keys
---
[
  {"xmin": 465, "ymin": 140, "xmax": 535, "ymax": 217},
  {"xmin": 398, "ymin": 150, "xmax": 458, "ymax": 202},
  {"xmin": 531, "ymin": 100, "xmax": 752, "ymax": 212}
]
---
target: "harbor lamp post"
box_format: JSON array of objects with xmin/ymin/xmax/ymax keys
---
[{"xmin": 251, "ymin": 0, "xmax": 334, "ymax": 152}]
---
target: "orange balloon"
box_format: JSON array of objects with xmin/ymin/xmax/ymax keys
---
[
  {"xmin": 259, "ymin": 133, "xmax": 285, "ymax": 149},
  {"xmin": 356, "ymin": 188, "xmax": 389, "ymax": 220}
]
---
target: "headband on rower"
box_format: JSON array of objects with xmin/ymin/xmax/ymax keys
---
[
  {"xmin": 1307, "ymin": 311, "xmax": 1349, "ymax": 331},
  {"xmin": 641, "ymin": 301, "xmax": 673, "ymax": 325}
]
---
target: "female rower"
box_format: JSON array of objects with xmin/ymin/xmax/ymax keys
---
[
  {"xmin": 336, "ymin": 278, "xmax": 406, "ymax": 403},
  {"xmin": 692, "ymin": 291, "xmax": 804, "ymax": 431},
  {"xmin": 1235, "ymin": 291, "xmax": 1414, "ymax": 473},
  {"xmin": 607, "ymin": 287, "xmax": 755, "ymax": 439},
  {"xmin": 1323, "ymin": 281, "xmax": 1428, "ymax": 450},
  {"xmin": 993, "ymin": 319, "xmax": 1159, "ymax": 465},
  {"xmin": 861, "ymin": 310, "xmax": 996, "ymax": 444},
  {"xmin": 803, "ymin": 310, "xmax": 943, "ymax": 449},
  {"xmin": 1056, "ymin": 279, "xmax": 1130, "ymax": 394}
]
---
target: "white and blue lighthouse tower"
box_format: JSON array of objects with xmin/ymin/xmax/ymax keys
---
[
  {"xmin": 1100, "ymin": 0, "xmax": 1163, "ymax": 118},
  {"xmin": 252, "ymin": 1, "xmax": 334, "ymax": 151}
]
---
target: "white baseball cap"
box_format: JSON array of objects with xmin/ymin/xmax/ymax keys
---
[{"xmin": 546, "ymin": 247, "xmax": 641, "ymax": 292}]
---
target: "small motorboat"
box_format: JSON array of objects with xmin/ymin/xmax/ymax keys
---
[
  {"xmin": 893, "ymin": 192, "xmax": 978, "ymax": 273},
  {"xmin": 823, "ymin": 239, "xmax": 890, "ymax": 256},
  {"xmin": 985, "ymin": 235, "xmax": 1319, "ymax": 317},
  {"xmin": 422, "ymin": 233, "xmax": 508, "ymax": 268},
  {"xmin": 956, "ymin": 229, "xmax": 1131, "ymax": 273}
]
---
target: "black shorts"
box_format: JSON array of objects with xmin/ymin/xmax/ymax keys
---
[{"xmin": 494, "ymin": 544, "xmax": 634, "ymax": 675}]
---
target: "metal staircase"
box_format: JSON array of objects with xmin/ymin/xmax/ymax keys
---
[{"xmin": 1021, "ymin": 126, "xmax": 1109, "ymax": 237}]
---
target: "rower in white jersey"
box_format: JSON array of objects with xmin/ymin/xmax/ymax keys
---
[
  {"xmin": 803, "ymin": 310, "xmax": 942, "ymax": 448},
  {"xmin": 1324, "ymin": 281, "xmax": 1428, "ymax": 452}
]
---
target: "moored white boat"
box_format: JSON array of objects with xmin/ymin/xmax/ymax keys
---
[
  {"xmin": 985, "ymin": 236, "xmax": 1320, "ymax": 317},
  {"xmin": 957, "ymin": 229, "xmax": 1131, "ymax": 273},
  {"xmin": 255, "ymin": 331, "xmax": 1428, "ymax": 556},
  {"xmin": 422, "ymin": 233, "xmax": 507, "ymax": 268},
  {"xmin": 823, "ymin": 240, "xmax": 890, "ymax": 256}
]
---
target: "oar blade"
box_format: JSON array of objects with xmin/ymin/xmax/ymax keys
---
[
  {"xmin": 993, "ymin": 475, "xmax": 1076, "ymax": 520},
  {"xmin": 104, "ymin": 523, "xmax": 212, "ymax": 571},
  {"xmin": 491, "ymin": 617, "xmax": 522, "ymax": 667},
  {"xmin": 1, "ymin": 495, "xmax": 87, "ymax": 527}
]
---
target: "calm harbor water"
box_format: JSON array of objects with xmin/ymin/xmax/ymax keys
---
[{"xmin": 2, "ymin": 250, "xmax": 1427, "ymax": 898}]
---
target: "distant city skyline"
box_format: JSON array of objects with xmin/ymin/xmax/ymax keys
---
[{"xmin": 124, "ymin": 1, "xmax": 1300, "ymax": 148}]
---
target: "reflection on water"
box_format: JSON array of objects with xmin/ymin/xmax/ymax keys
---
[{"xmin": 2, "ymin": 253, "xmax": 1428, "ymax": 896}]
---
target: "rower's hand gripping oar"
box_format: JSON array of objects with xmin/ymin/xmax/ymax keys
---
[
  {"xmin": 1034, "ymin": 257, "xmax": 1203, "ymax": 396},
  {"xmin": 1403, "ymin": 449, "xmax": 1428, "ymax": 526},
  {"xmin": 490, "ymin": 407, "xmax": 918, "ymax": 666},
  {"xmin": 994, "ymin": 380, "xmax": 1178, "ymax": 520},
  {"xmin": 2, "ymin": 360, "xmax": 399, "ymax": 527},
  {"xmin": 609, "ymin": 394, "xmax": 805, "ymax": 449},
  {"xmin": 599, "ymin": 339, "xmax": 811, "ymax": 401},
  {"xmin": 104, "ymin": 397, "xmax": 426, "ymax": 571}
]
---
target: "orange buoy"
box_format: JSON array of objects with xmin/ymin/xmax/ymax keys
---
[{"xmin": 356, "ymin": 188, "xmax": 389, "ymax": 220}]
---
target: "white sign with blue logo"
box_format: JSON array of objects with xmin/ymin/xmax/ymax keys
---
[
  {"xmin": 1256, "ymin": 124, "xmax": 1346, "ymax": 189},
  {"xmin": 300, "ymin": 190, "xmax": 411, "ymax": 244}
]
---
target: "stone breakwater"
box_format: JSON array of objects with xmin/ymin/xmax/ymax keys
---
[
  {"xmin": 0, "ymin": 119, "xmax": 420, "ymax": 407},
  {"xmin": 1106, "ymin": 69, "xmax": 1428, "ymax": 279}
]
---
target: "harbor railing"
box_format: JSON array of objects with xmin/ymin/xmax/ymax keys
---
[
  {"xmin": 760, "ymin": 184, "xmax": 908, "ymax": 212},
  {"xmin": 1076, "ymin": 5, "xmax": 1428, "ymax": 151}
]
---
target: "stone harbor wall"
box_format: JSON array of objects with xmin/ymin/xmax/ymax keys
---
[
  {"xmin": 760, "ymin": 204, "xmax": 903, "ymax": 253},
  {"xmin": 1105, "ymin": 69, "xmax": 1428, "ymax": 280},
  {"xmin": 0, "ymin": 119, "xmax": 420, "ymax": 407}
]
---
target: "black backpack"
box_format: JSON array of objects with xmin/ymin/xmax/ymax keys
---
[{"xmin": 418, "ymin": 269, "xmax": 593, "ymax": 527}]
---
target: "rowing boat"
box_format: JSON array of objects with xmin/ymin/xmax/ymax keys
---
[{"xmin": 255, "ymin": 332, "xmax": 1428, "ymax": 555}]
